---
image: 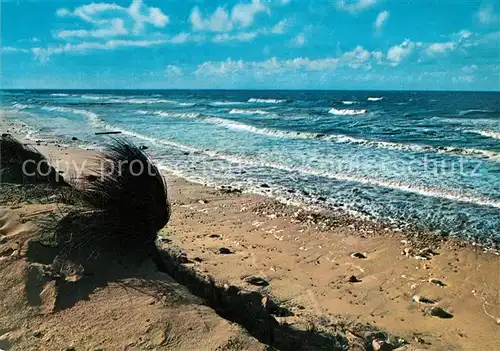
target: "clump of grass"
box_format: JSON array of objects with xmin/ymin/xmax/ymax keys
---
[
  {"xmin": 52, "ymin": 138, "xmax": 171, "ymax": 260},
  {"xmin": 0, "ymin": 134, "xmax": 65, "ymax": 185}
]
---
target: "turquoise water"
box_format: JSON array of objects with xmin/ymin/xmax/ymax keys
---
[{"xmin": 1, "ymin": 90, "xmax": 499, "ymax": 245}]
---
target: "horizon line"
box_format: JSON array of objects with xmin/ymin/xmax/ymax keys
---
[{"xmin": 2, "ymin": 88, "xmax": 499, "ymax": 93}]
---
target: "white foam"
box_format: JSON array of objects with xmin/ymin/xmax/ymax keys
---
[
  {"xmin": 458, "ymin": 109, "xmax": 493, "ymax": 116},
  {"xmin": 122, "ymin": 136, "xmax": 500, "ymax": 209},
  {"xmin": 12, "ymin": 103, "xmax": 33, "ymax": 110},
  {"xmin": 209, "ymin": 101, "xmax": 245, "ymax": 106},
  {"xmin": 328, "ymin": 108, "xmax": 367, "ymax": 116},
  {"xmin": 367, "ymin": 97, "xmax": 383, "ymax": 101},
  {"xmin": 341, "ymin": 101, "xmax": 356, "ymax": 105},
  {"xmin": 470, "ymin": 130, "xmax": 500, "ymax": 140},
  {"xmin": 40, "ymin": 106, "xmax": 101, "ymax": 125},
  {"xmin": 229, "ymin": 108, "xmax": 269, "ymax": 115},
  {"xmin": 80, "ymin": 95, "xmax": 183, "ymax": 105},
  {"xmin": 81, "ymin": 95, "xmax": 110, "ymax": 100},
  {"xmin": 248, "ymin": 98, "xmax": 286, "ymax": 104},
  {"xmin": 194, "ymin": 152, "xmax": 500, "ymax": 210},
  {"xmin": 151, "ymin": 110, "xmax": 201, "ymax": 119},
  {"xmin": 50, "ymin": 93, "xmax": 70, "ymax": 97},
  {"xmin": 136, "ymin": 109, "xmax": 500, "ymax": 161}
]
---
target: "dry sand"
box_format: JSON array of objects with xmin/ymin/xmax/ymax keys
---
[{"xmin": 1, "ymin": 116, "xmax": 499, "ymax": 350}]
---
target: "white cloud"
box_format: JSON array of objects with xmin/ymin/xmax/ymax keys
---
[
  {"xmin": 424, "ymin": 42, "xmax": 456, "ymax": 56},
  {"xmin": 55, "ymin": 0, "xmax": 169, "ymax": 38},
  {"xmin": 476, "ymin": 4, "xmax": 499, "ymax": 25},
  {"xmin": 166, "ymin": 65, "xmax": 183, "ymax": 76},
  {"xmin": 212, "ymin": 32, "xmax": 258, "ymax": 43},
  {"xmin": 386, "ymin": 39, "xmax": 415, "ymax": 66},
  {"xmin": 128, "ymin": 0, "xmax": 169, "ymax": 34},
  {"xmin": 231, "ymin": 0, "xmax": 268, "ymax": 27},
  {"xmin": 190, "ymin": 7, "xmax": 233, "ymax": 32},
  {"xmin": 190, "ymin": 0, "xmax": 268, "ymax": 32},
  {"xmin": 462, "ymin": 64, "xmax": 478, "ymax": 73},
  {"xmin": 195, "ymin": 45, "xmax": 383, "ymax": 77},
  {"xmin": 452, "ymin": 75, "xmax": 474, "ymax": 83},
  {"xmin": 374, "ymin": 10, "xmax": 389, "ymax": 32},
  {"xmin": 56, "ymin": 8, "xmax": 71, "ymax": 17},
  {"xmin": 339, "ymin": 45, "xmax": 372, "ymax": 68},
  {"xmin": 271, "ymin": 19, "xmax": 290, "ymax": 34},
  {"xmin": 169, "ymin": 32, "xmax": 205, "ymax": 44},
  {"xmin": 292, "ymin": 33, "xmax": 306, "ymax": 46},
  {"xmin": 55, "ymin": 19, "xmax": 128, "ymax": 39},
  {"xmin": 1, "ymin": 47, "xmax": 30, "ymax": 54},
  {"xmin": 336, "ymin": 0, "xmax": 378, "ymax": 14}
]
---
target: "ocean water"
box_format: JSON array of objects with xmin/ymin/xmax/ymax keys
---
[{"xmin": 1, "ymin": 90, "xmax": 499, "ymax": 245}]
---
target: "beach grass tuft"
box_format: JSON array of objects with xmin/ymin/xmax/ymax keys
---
[{"xmin": 0, "ymin": 134, "xmax": 65, "ymax": 185}]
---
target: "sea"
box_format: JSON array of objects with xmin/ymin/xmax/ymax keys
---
[{"xmin": 1, "ymin": 90, "xmax": 499, "ymax": 245}]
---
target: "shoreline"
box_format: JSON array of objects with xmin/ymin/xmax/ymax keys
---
[
  {"xmin": 2, "ymin": 114, "xmax": 500, "ymax": 349},
  {"xmin": 2, "ymin": 111, "xmax": 498, "ymax": 252}
]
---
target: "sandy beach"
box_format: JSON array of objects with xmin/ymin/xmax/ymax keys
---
[{"xmin": 1, "ymin": 115, "xmax": 499, "ymax": 350}]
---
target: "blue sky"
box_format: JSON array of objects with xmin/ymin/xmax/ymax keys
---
[{"xmin": 1, "ymin": 0, "xmax": 499, "ymax": 90}]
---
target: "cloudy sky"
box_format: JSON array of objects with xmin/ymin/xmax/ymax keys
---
[{"xmin": 1, "ymin": 0, "xmax": 499, "ymax": 90}]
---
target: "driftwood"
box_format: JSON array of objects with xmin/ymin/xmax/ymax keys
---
[{"xmin": 95, "ymin": 131, "xmax": 122, "ymax": 135}]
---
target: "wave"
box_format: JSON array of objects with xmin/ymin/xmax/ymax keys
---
[
  {"xmin": 341, "ymin": 101, "xmax": 357, "ymax": 105},
  {"xmin": 458, "ymin": 109, "xmax": 495, "ymax": 116},
  {"xmin": 81, "ymin": 95, "xmax": 111, "ymax": 100},
  {"xmin": 136, "ymin": 110, "xmax": 499, "ymax": 161},
  {"xmin": 74, "ymin": 125, "xmax": 499, "ymax": 209},
  {"xmin": 137, "ymin": 110, "xmax": 201, "ymax": 119},
  {"xmin": 329, "ymin": 108, "xmax": 367, "ymax": 116},
  {"xmin": 40, "ymin": 106, "xmax": 101, "ymax": 125},
  {"xmin": 367, "ymin": 97, "xmax": 383, "ymax": 101},
  {"xmin": 12, "ymin": 103, "xmax": 33, "ymax": 110},
  {"xmin": 248, "ymin": 98, "xmax": 286, "ymax": 104},
  {"xmin": 469, "ymin": 130, "xmax": 500, "ymax": 140},
  {"xmin": 229, "ymin": 108, "xmax": 269, "ymax": 115},
  {"xmin": 81, "ymin": 95, "xmax": 188, "ymax": 105},
  {"xmin": 209, "ymin": 101, "xmax": 246, "ymax": 106},
  {"xmin": 50, "ymin": 93, "xmax": 70, "ymax": 97}
]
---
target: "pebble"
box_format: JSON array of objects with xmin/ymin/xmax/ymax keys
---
[
  {"xmin": 428, "ymin": 278, "xmax": 446, "ymax": 287},
  {"xmin": 348, "ymin": 275, "xmax": 362, "ymax": 283},
  {"xmin": 218, "ymin": 247, "xmax": 232, "ymax": 254},
  {"xmin": 426, "ymin": 306, "xmax": 453, "ymax": 319},
  {"xmin": 71, "ymin": 136, "xmax": 78, "ymax": 141},
  {"xmin": 412, "ymin": 295, "xmax": 436, "ymax": 304},
  {"xmin": 372, "ymin": 338, "xmax": 392, "ymax": 351},
  {"xmin": 244, "ymin": 276, "xmax": 269, "ymax": 287},
  {"xmin": 350, "ymin": 252, "xmax": 368, "ymax": 259}
]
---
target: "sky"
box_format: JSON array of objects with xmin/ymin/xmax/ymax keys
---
[{"xmin": 1, "ymin": 0, "xmax": 499, "ymax": 90}]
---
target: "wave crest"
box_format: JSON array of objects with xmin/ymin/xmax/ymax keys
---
[
  {"xmin": 470, "ymin": 130, "xmax": 500, "ymax": 140},
  {"xmin": 329, "ymin": 108, "xmax": 367, "ymax": 116},
  {"xmin": 248, "ymin": 98, "xmax": 286, "ymax": 104},
  {"xmin": 367, "ymin": 97, "xmax": 383, "ymax": 101},
  {"xmin": 229, "ymin": 108, "xmax": 269, "ymax": 115}
]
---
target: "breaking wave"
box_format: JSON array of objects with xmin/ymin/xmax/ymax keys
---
[
  {"xmin": 341, "ymin": 101, "xmax": 357, "ymax": 105},
  {"xmin": 470, "ymin": 130, "xmax": 500, "ymax": 140},
  {"xmin": 329, "ymin": 108, "xmax": 367, "ymax": 116},
  {"xmin": 229, "ymin": 108, "xmax": 270, "ymax": 115},
  {"xmin": 367, "ymin": 97, "xmax": 384, "ymax": 101},
  {"xmin": 248, "ymin": 98, "xmax": 287, "ymax": 104}
]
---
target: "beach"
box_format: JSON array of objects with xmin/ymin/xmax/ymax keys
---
[{"xmin": 1, "ymin": 115, "xmax": 499, "ymax": 350}]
